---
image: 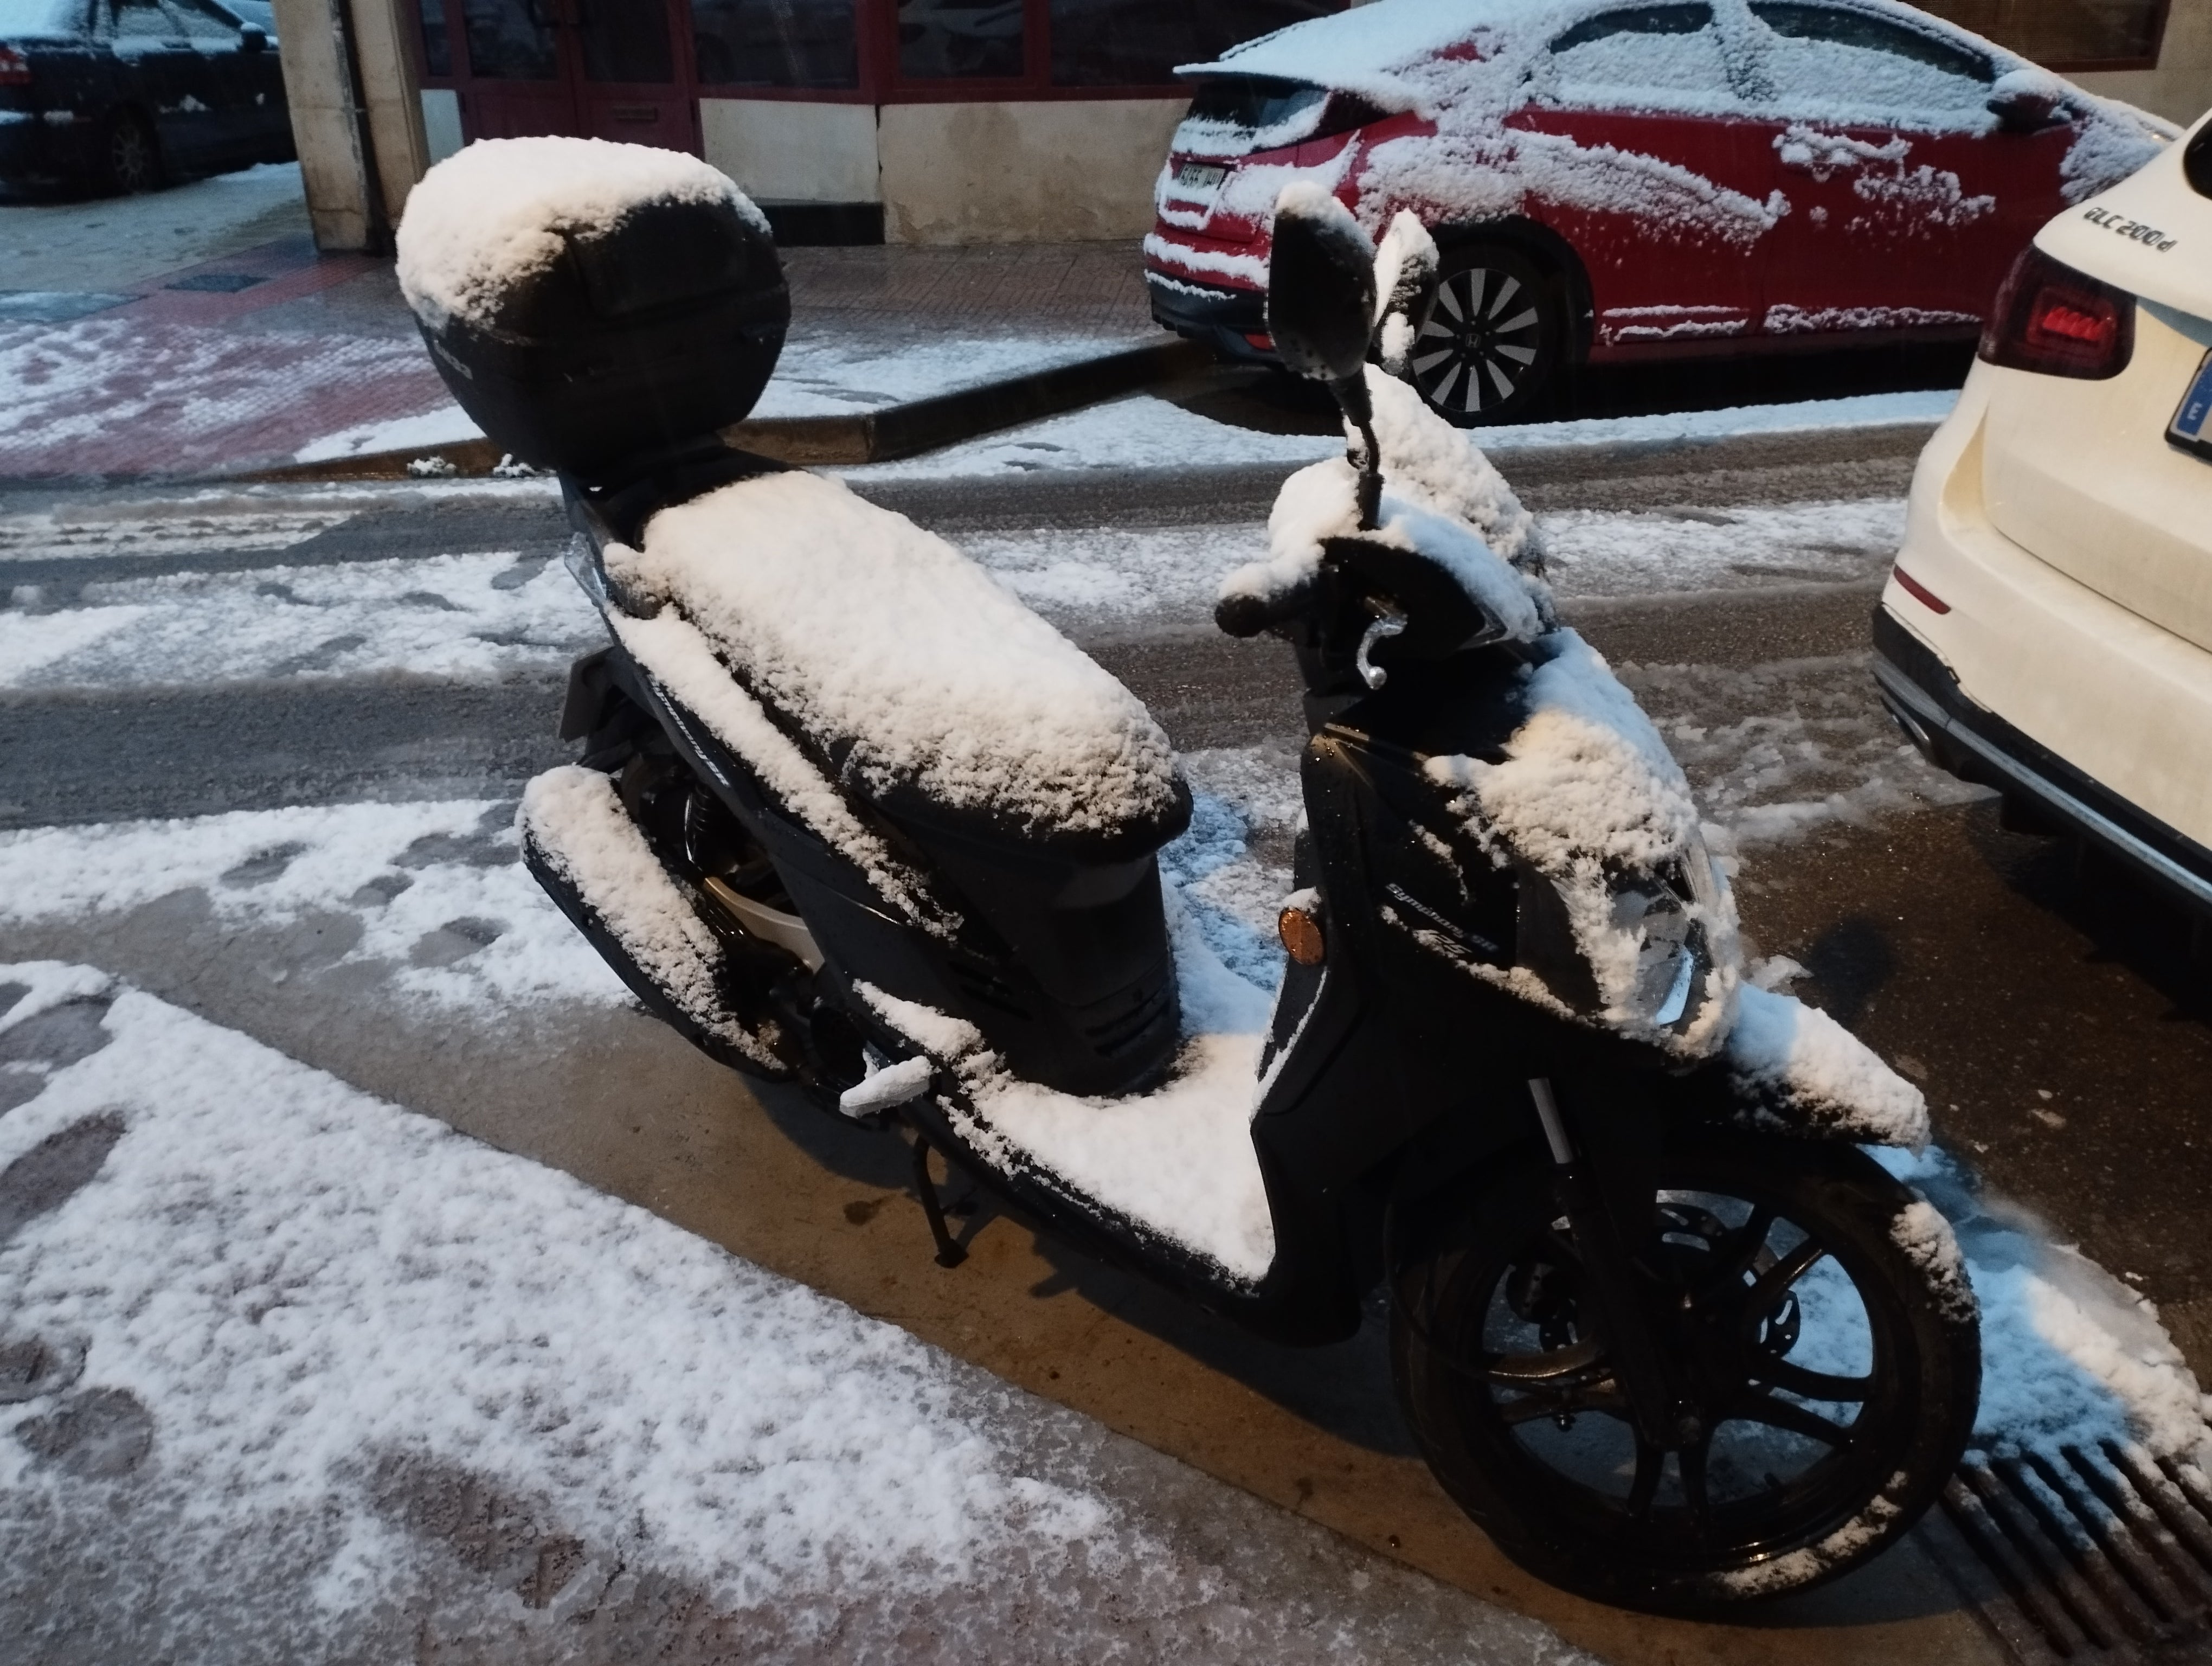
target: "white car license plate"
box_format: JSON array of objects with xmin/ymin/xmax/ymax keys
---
[
  {"xmin": 1174, "ymin": 161, "xmax": 1227, "ymax": 193},
  {"xmin": 2170, "ymin": 348, "xmax": 2212, "ymax": 463}
]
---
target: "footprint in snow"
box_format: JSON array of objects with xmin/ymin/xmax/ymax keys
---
[
  {"xmin": 15, "ymin": 1387, "xmax": 155, "ymax": 1479},
  {"xmin": 0, "ymin": 1334, "xmax": 85, "ymax": 1405},
  {"xmin": 410, "ymin": 917, "xmax": 506, "ymax": 967},
  {"xmin": 220, "ymin": 841, "xmax": 308, "ymax": 887}
]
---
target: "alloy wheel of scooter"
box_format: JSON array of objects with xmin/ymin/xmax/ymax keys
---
[
  {"xmin": 1389, "ymin": 1128, "xmax": 1979, "ymax": 1612},
  {"xmin": 1406, "ymin": 245, "xmax": 1558, "ymax": 427}
]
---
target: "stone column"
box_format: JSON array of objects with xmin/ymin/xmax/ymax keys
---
[{"xmin": 271, "ymin": 0, "xmax": 432, "ymax": 253}]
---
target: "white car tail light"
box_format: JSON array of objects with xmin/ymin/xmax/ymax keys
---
[{"xmin": 1978, "ymin": 245, "xmax": 2135, "ymax": 381}]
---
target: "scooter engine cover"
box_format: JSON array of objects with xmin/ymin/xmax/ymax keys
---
[{"xmin": 396, "ymin": 137, "xmax": 789, "ymax": 483}]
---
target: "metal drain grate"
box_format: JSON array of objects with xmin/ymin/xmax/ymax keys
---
[{"xmin": 1922, "ymin": 1440, "xmax": 2212, "ymax": 1661}]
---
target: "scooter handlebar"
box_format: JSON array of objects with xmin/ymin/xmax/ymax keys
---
[{"xmin": 1215, "ymin": 581, "xmax": 1316, "ymax": 639}]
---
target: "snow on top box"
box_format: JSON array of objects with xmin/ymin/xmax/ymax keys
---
[{"xmin": 395, "ymin": 137, "xmax": 789, "ymax": 479}]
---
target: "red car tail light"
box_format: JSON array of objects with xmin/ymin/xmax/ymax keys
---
[
  {"xmin": 0, "ymin": 46, "xmax": 32, "ymax": 85},
  {"xmin": 1978, "ymin": 245, "xmax": 2134, "ymax": 380}
]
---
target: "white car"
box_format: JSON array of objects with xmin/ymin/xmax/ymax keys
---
[{"xmin": 1875, "ymin": 108, "xmax": 2212, "ymax": 905}]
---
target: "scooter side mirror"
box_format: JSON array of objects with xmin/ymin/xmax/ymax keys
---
[
  {"xmin": 1268, "ymin": 184, "xmax": 1378, "ymax": 388},
  {"xmin": 1269, "ymin": 183, "xmax": 1384, "ymax": 530}
]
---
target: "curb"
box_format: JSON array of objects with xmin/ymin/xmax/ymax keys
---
[{"xmin": 241, "ymin": 336, "xmax": 1214, "ymax": 484}]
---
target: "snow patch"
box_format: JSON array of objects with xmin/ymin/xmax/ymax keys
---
[
  {"xmin": 1725, "ymin": 983, "xmax": 1928, "ymax": 1147},
  {"xmin": 615, "ymin": 469, "xmax": 1184, "ymax": 847},
  {"xmin": 1425, "ymin": 631, "xmax": 1741, "ymax": 1056},
  {"xmin": 5, "ymin": 549, "xmax": 599, "ymax": 691},
  {"xmin": 0, "ymin": 801, "xmax": 621, "ymax": 1015},
  {"xmin": 0, "ymin": 960, "xmax": 1120, "ymax": 1620},
  {"xmin": 859, "ymin": 900, "xmax": 1278, "ymax": 1284},
  {"xmin": 293, "ymin": 405, "xmax": 484, "ymax": 464},
  {"xmin": 518, "ymin": 765, "xmax": 779, "ymax": 1065},
  {"xmin": 1877, "ymin": 1145, "xmax": 2211, "ymax": 1463},
  {"xmin": 607, "ymin": 605, "xmax": 945, "ymax": 930},
  {"xmin": 1219, "ymin": 366, "xmax": 1545, "ymax": 628}
]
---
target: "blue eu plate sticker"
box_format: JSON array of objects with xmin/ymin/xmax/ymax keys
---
[{"xmin": 2172, "ymin": 349, "xmax": 2212, "ymax": 461}]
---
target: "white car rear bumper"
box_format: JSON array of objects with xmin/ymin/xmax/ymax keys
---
[{"xmin": 1874, "ymin": 367, "xmax": 2212, "ymax": 909}]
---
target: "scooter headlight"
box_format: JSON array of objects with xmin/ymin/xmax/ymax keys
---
[
  {"xmin": 1613, "ymin": 827, "xmax": 1723, "ymax": 1033},
  {"xmin": 1612, "ymin": 880, "xmax": 1705, "ymax": 1029}
]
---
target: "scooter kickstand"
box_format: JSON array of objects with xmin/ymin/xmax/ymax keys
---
[{"xmin": 909, "ymin": 1131, "xmax": 968, "ymax": 1269}]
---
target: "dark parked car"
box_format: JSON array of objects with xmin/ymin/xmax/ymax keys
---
[{"xmin": 0, "ymin": 0, "xmax": 291, "ymax": 195}]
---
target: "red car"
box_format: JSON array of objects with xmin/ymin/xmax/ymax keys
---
[{"xmin": 1145, "ymin": 0, "xmax": 2173, "ymax": 422}]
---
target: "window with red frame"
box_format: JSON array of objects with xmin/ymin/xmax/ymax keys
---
[{"xmin": 414, "ymin": 0, "xmax": 1350, "ymax": 101}]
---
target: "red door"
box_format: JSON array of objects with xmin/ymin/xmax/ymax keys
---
[
  {"xmin": 1743, "ymin": 1, "xmax": 2068, "ymax": 334},
  {"xmin": 449, "ymin": 0, "xmax": 700, "ymax": 153},
  {"xmin": 1503, "ymin": 1, "xmax": 1773, "ymax": 354}
]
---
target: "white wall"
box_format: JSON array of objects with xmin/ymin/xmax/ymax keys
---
[
  {"xmin": 877, "ymin": 98, "xmax": 1187, "ymax": 243},
  {"xmin": 699, "ymin": 99, "xmax": 880, "ymax": 203}
]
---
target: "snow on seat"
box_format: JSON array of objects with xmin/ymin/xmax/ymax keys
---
[{"xmin": 607, "ymin": 469, "xmax": 1186, "ymax": 853}]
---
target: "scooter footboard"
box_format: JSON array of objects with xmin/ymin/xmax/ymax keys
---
[{"xmin": 517, "ymin": 764, "xmax": 794, "ymax": 1079}]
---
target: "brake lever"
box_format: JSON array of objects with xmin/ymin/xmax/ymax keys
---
[{"xmin": 1355, "ymin": 608, "xmax": 1406, "ymax": 689}]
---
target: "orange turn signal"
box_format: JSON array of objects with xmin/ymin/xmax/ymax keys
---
[{"xmin": 1278, "ymin": 906, "xmax": 1326, "ymax": 966}]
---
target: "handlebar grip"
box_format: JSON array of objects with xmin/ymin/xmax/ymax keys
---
[{"xmin": 1214, "ymin": 581, "xmax": 1314, "ymax": 639}]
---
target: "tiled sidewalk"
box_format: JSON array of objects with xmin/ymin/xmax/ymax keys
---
[{"xmin": 0, "ymin": 162, "xmax": 1156, "ymax": 480}]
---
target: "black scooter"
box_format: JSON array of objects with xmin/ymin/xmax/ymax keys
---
[{"xmin": 399, "ymin": 145, "xmax": 1978, "ymax": 1614}]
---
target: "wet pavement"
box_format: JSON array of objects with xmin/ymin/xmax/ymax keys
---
[{"xmin": 4, "ymin": 424, "xmax": 2205, "ymax": 1662}]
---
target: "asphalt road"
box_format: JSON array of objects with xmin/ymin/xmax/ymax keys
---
[{"xmin": 3, "ymin": 427, "xmax": 2198, "ymax": 1664}]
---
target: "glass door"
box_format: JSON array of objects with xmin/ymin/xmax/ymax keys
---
[
  {"xmin": 574, "ymin": 0, "xmax": 698, "ymax": 151},
  {"xmin": 433, "ymin": 0, "xmax": 701, "ymax": 153},
  {"xmin": 454, "ymin": 0, "xmax": 577, "ymax": 137}
]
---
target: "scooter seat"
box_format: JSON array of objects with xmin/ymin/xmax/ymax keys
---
[{"xmin": 610, "ymin": 468, "xmax": 1189, "ymax": 857}]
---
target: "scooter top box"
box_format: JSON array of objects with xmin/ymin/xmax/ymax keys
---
[{"xmin": 396, "ymin": 137, "xmax": 789, "ymax": 483}]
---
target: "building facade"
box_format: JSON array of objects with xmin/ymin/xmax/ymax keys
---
[{"xmin": 271, "ymin": 0, "xmax": 2212, "ymax": 252}]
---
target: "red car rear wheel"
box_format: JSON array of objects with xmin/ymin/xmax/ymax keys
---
[{"xmin": 1409, "ymin": 244, "xmax": 1559, "ymax": 426}]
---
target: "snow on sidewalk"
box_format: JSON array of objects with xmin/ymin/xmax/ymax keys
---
[
  {"xmin": 0, "ymin": 800, "xmax": 616, "ymax": 1017},
  {"xmin": 0, "ymin": 961, "xmax": 1589, "ymax": 1664},
  {"xmin": 287, "ymin": 329, "xmax": 1167, "ymax": 465},
  {"xmin": 0, "ymin": 318, "xmax": 452, "ymax": 480},
  {"xmin": 1, "ymin": 797, "xmax": 2206, "ymax": 1485}
]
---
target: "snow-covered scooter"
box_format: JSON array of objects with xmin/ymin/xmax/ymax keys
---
[{"xmin": 397, "ymin": 139, "xmax": 1979, "ymax": 1614}]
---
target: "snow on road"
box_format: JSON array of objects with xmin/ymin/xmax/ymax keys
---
[
  {"xmin": 0, "ymin": 961, "xmax": 1595, "ymax": 1663},
  {"xmin": 845, "ymin": 388, "xmax": 1957, "ymax": 480},
  {"xmin": 0, "ymin": 494, "xmax": 1905, "ymax": 689},
  {"xmin": 1, "ymin": 548, "xmax": 596, "ymax": 690}
]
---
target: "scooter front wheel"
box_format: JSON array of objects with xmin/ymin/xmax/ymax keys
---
[{"xmin": 1388, "ymin": 1127, "xmax": 1980, "ymax": 1613}]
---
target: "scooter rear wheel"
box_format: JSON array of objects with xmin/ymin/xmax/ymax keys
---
[{"xmin": 1389, "ymin": 1127, "xmax": 1979, "ymax": 1613}]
